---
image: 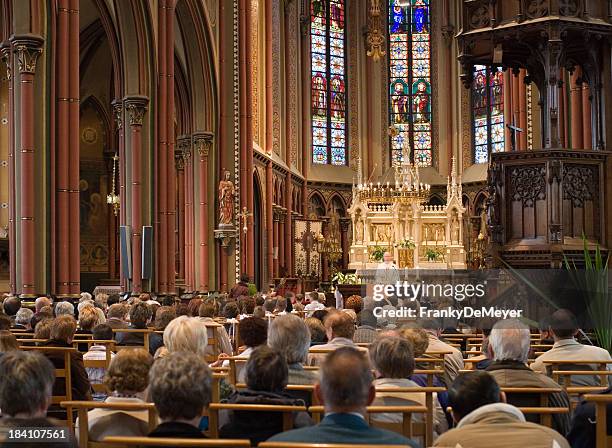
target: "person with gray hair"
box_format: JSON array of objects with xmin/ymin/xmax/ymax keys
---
[
  {"xmin": 0, "ymin": 351, "xmax": 76, "ymax": 446},
  {"xmin": 485, "ymin": 318, "xmax": 570, "ymax": 435},
  {"xmin": 268, "ymin": 314, "xmax": 318, "ymax": 385},
  {"xmin": 14, "ymin": 307, "xmax": 34, "ymax": 330},
  {"xmin": 54, "ymin": 300, "xmax": 75, "ymax": 317},
  {"xmin": 369, "ymin": 336, "xmax": 447, "ymax": 440},
  {"xmin": 267, "ymin": 346, "xmax": 418, "ymax": 446},
  {"xmin": 148, "ymin": 351, "xmax": 211, "ymax": 439}
]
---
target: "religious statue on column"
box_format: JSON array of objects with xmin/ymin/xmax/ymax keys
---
[{"xmin": 218, "ymin": 170, "xmax": 235, "ymax": 227}]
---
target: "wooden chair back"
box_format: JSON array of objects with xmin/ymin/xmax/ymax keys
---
[
  {"xmin": 60, "ymin": 400, "xmax": 157, "ymax": 448},
  {"xmin": 374, "ymin": 386, "xmax": 444, "ymax": 447},
  {"xmin": 206, "ymin": 403, "xmax": 307, "ymax": 438},
  {"xmin": 308, "ymin": 405, "xmax": 427, "ymax": 440},
  {"xmin": 260, "ymin": 444, "xmax": 413, "ymax": 448},
  {"xmin": 584, "ymin": 394, "xmax": 612, "ymax": 448},
  {"xmin": 112, "ymin": 329, "xmax": 151, "ymax": 353},
  {"xmin": 500, "ymin": 387, "xmax": 568, "ymax": 427},
  {"xmin": 102, "ymin": 436, "xmax": 250, "ymax": 447},
  {"xmin": 203, "ymin": 322, "xmax": 223, "ymax": 363}
]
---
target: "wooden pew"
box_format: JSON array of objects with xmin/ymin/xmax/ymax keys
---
[{"xmin": 584, "ymin": 394, "xmax": 612, "ymax": 448}]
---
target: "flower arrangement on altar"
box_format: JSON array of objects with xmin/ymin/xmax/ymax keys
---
[
  {"xmin": 395, "ymin": 237, "xmax": 416, "ymax": 250},
  {"xmin": 332, "ymin": 272, "xmax": 361, "ymax": 285}
]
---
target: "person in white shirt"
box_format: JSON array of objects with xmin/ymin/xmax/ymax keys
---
[
  {"xmin": 76, "ymin": 348, "xmax": 154, "ymax": 442},
  {"xmin": 375, "ymin": 251, "xmax": 400, "ymax": 286},
  {"xmin": 83, "ymin": 324, "xmax": 116, "ymax": 401},
  {"xmin": 531, "ymin": 308, "xmax": 612, "ymax": 387},
  {"xmin": 304, "ymin": 291, "xmax": 325, "ymax": 317}
]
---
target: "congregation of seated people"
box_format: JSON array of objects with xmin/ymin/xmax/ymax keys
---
[{"xmin": 0, "ymin": 288, "xmax": 610, "ymax": 448}]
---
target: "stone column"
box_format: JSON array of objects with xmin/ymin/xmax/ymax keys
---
[
  {"xmin": 582, "ymin": 82, "xmax": 592, "ymax": 149},
  {"xmin": 278, "ymin": 209, "xmax": 286, "ymax": 275},
  {"xmin": 340, "ymin": 217, "xmax": 351, "ymax": 270},
  {"xmin": 181, "ymin": 136, "xmax": 194, "ymax": 291},
  {"xmin": 124, "ymin": 96, "xmax": 149, "ymax": 293},
  {"xmin": 570, "ymin": 67, "xmax": 584, "ymax": 149},
  {"xmin": 1, "ymin": 44, "xmax": 15, "ymax": 295},
  {"xmin": 175, "ymin": 148, "xmax": 185, "ymax": 281},
  {"xmin": 112, "ymin": 100, "xmax": 127, "ymax": 290},
  {"xmin": 273, "ymin": 206, "xmax": 280, "ymax": 278},
  {"xmin": 166, "ymin": 0, "xmax": 177, "ymax": 293},
  {"xmin": 194, "ymin": 131, "xmax": 213, "ymax": 291},
  {"xmin": 11, "ymin": 35, "xmax": 43, "ymax": 298},
  {"xmin": 266, "ymin": 160, "xmax": 274, "ymax": 282},
  {"xmin": 284, "ymin": 178, "xmax": 293, "ymax": 276},
  {"xmin": 559, "ymin": 68, "xmax": 567, "ymax": 148}
]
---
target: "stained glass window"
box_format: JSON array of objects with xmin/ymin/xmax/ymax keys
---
[
  {"xmin": 311, "ymin": 0, "xmax": 347, "ymax": 165},
  {"xmin": 388, "ymin": 0, "xmax": 432, "ymax": 167},
  {"xmin": 472, "ymin": 65, "xmax": 505, "ymax": 163}
]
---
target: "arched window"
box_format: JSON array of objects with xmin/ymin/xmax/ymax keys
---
[
  {"xmin": 472, "ymin": 65, "xmax": 505, "ymax": 163},
  {"xmin": 311, "ymin": 0, "xmax": 347, "ymax": 166},
  {"xmin": 388, "ymin": 0, "xmax": 432, "ymax": 167}
]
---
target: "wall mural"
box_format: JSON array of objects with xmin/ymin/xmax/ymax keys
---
[{"xmin": 79, "ymin": 100, "xmax": 110, "ymax": 274}]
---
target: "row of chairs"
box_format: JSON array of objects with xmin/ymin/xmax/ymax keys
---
[{"xmin": 57, "ymin": 390, "xmax": 612, "ymax": 448}]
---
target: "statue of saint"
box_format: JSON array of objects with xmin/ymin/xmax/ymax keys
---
[
  {"xmin": 451, "ymin": 211, "xmax": 460, "ymax": 244},
  {"xmin": 355, "ymin": 214, "xmax": 364, "ymax": 243},
  {"xmin": 218, "ymin": 170, "xmax": 234, "ymax": 227}
]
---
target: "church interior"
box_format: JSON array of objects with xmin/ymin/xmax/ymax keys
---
[{"xmin": 0, "ymin": 0, "xmax": 611, "ymax": 447}]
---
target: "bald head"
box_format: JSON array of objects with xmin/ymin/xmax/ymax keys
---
[{"xmin": 318, "ymin": 347, "xmax": 374, "ymax": 414}]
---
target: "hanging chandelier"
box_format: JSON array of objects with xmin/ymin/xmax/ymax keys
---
[{"xmin": 106, "ymin": 153, "xmax": 120, "ymax": 216}]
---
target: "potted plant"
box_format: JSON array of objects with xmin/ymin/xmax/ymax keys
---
[
  {"xmin": 332, "ymin": 272, "xmax": 364, "ymax": 298},
  {"xmin": 395, "ymin": 238, "xmax": 416, "ymax": 250},
  {"xmin": 425, "ymin": 248, "xmax": 441, "ymax": 262}
]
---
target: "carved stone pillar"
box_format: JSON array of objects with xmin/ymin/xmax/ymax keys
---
[
  {"xmin": 166, "ymin": 0, "xmax": 177, "ymax": 294},
  {"xmin": 559, "ymin": 68, "xmax": 568, "ymax": 147},
  {"xmin": 124, "ymin": 96, "xmax": 149, "ymax": 293},
  {"xmin": 582, "ymin": 82, "xmax": 592, "ymax": 149},
  {"xmin": 11, "ymin": 35, "xmax": 43, "ymax": 297},
  {"xmin": 340, "ymin": 217, "xmax": 351, "ymax": 270},
  {"xmin": 278, "ymin": 209, "xmax": 286, "ymax": 275},
  {"xmin": 175, "ymin": 147, "xmax": 185, "ymax": 281},
  {"xmin": 570, "ymin": 67, "xmax": 584, "ymax": 149},
  {"xmin": 181, "ymin": 136, "xmax": 194, "ymax": 291},
  {"xmin": 273, "ymin": 206, "xmax": 280, "ymax": 278},
  {"xmin": 112, "ymin": 99, "xmax": 127, "ymax": 290},
  {"xmin": 266, "ymin": 161, "xmax": 274, "ymax": 282},
  {"xmin": 1, "ymin": 44, "xmax": 15, "ymax": 295},
  {"xmin": 194, "ymin": 131, "xmax": 213, "ymax": 291}
]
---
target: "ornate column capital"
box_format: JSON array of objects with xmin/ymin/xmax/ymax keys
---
[
  {"xmin": 174, "ymin": 149, "xmax": 185, "ymax": 170},
  {"xmin": 0, "ymin": 42, "xmax": 12, "ymax": 81},
  {"xmin": 9, "ymin": 34, "xmax": 44, "ymax": 75},
  {"xmin": 339, "ymin": 217, "xmax": 351, "ymax": 232},
  {"xmin": 177, "ymin": 135, "xmax": 192, "ymax": 161},
  {"xmin": 123, "ymin": 95, "xmax": 149, "ymax": 127},
  {"xmin": 111, "ymin": 99, "xmax": 123, "ymax": 130},
  {"xmin": 193, "ymin": 131, "xmax": 214, "ymax": 158}
]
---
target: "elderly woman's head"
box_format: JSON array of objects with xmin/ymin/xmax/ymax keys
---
[
  {"xmin": 268, "ymin": 314, "xmax": 311, "ymax": 364},
  {"xmin": 129, "ymin": 302, "xmax": 152, "ymax": 329},
  {"xmin": 154, "ymin": 306, "xmax": 176, "ymax": 331},
  {"xmin": 238, "ymin": 317, "xmax": 268, "ymax": 348},
  {"xmin": 369, "ymin": 336, "xmax": 415, "ymax": 379},
  {"xmin": 399, "ymin": 326, "xmax": 429, "ymax": 357},
  {"xmin": 163, "ymin": 316, "xmax": 208, "ymax": 357},
  {"xmin": 50, "ymin": 315, "xmax": 78, "ymax": 343},
  {"xmin": 104, "ymin": 348, "xmax": 153, "ymax": 395},
  {"xmin": 304, "ymin": 317, "xmax": 326, "ymax": 344},
  {"xmin": 78, "ymin": 305, "xmax": 102, "ymax": 331},
  {"xmin": 245, "ymin": 346, "xmax": 288, "ymax": 393}
]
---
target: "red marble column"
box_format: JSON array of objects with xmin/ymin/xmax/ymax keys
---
[
  {"xmin": 278, "ymin": 209, "xmax": 285, "ymax": 275},
  {"xmin": 239, "ymin": 0, "xmax": 248, "ymax": 275},
  {"xmin": 266, "ymin": 161, "xmax": 274, "ymax": 282},
  {"xmin": 112, "ymin": 100, "xmax": 127, "ymax": 291},
  {"xmin": 125, "ymin": 96, "xmax": 148, "ymax": 293},
  {"xmin": 340, "ymin": 218, "xmax": 350, "ymax": 270},
  {"xmin": 157, "ymin": 0, "xmax": 169, "ymax": 294},
  {"xmin": 282, "ymin": 5, "xmax": 293, "ymax": 277},
  {"xmin": 512, "ymin": 70, "xmax": 520, "ymax": 143},
  {"xmin": 182, "ymin": 138, "xmax": 194, "ymax": 291},
  {"xmin": 570, "ymin": 67, "xmax": 583, "ymax": 149},
  {"xmin": 175, "ymin": 149, "xmax": 185, "ymax": 281},
  {"xmin": 582, "ymin": 82, "xmax": 592, "ymax": 149},
  {"xmin": 68, "ymin": 0, "xmax": 80, "ymax": 295},
  {"xmin": 245, "ymin": 0, "xmax": 255, "ymax": 280},
  {"xmin": 55, "ymin": 1, "xmax": 70, "ymax": 297},
  {"xmin": 11, "ymin": 36, "xmax": 43, "ymax": 297},
  {"xmin": 166, "ymin": 0, "xmax": 177, "ymax": 293},
  {"xmin": 0, "ymin": 44, "xmax": 15, "ymax": 295},
  {"xmin": 503, "ymin": 69, "xmax": 512, "ymax": 152},
  {"xmin": 194, "ymin": 132, "xmax": 212, "ymax": 291},
  {"xmin": 273, "ymin": 207, "xmax": 279, "ymax": 278}
]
